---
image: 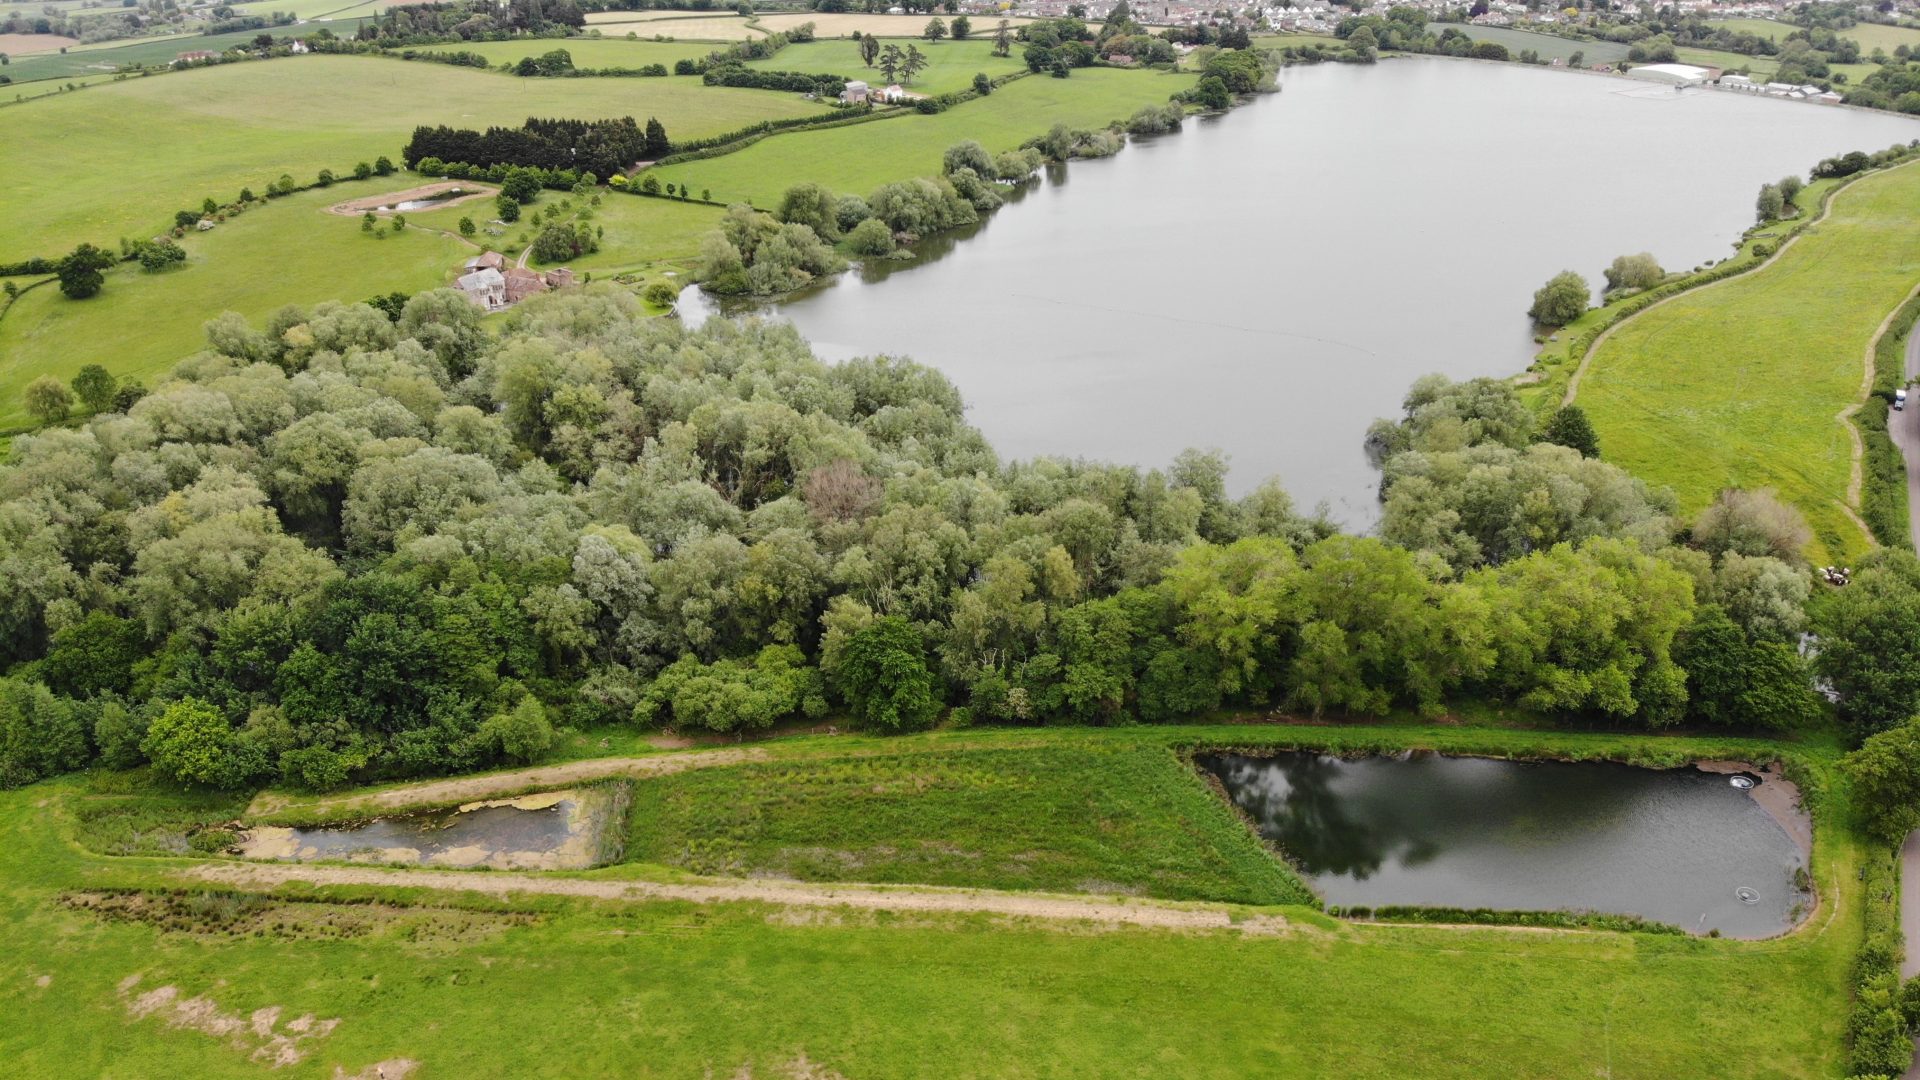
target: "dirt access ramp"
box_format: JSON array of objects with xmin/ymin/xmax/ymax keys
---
[
  {"xmin": 185, "ymin": 861, "xmax": 1293, "ymax": 935},
  {"xmin": 246, "ymin": 746, "xmax": 769, "ymax": 821},
  {"xmin": 326, "ymin": 181, "xmax": 499, "ymax": 217}
]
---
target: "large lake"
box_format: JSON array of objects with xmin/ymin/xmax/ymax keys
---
[
  {"xmin": 688, "ymin": 59, "xmax": 1920, "ymax": 523},
  {"xmin": 1198, "ymin": 751, "xmax": 1812, "ymax": 937}
]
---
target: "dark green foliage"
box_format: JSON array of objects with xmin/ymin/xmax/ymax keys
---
[
  {"xmin": 837, "ymin": 617, "xmax": 941, "ymax": 732},
  {"xmin": 56, "ymin": 242, "xmax": 113, "ymax": 300},
  {"xmin": 1844, "ymin": 719, "xmax": 1920, "ymax": 841},
  {"xmin": 1540, "ymin": 404, "xmax": 1599, "ymax": 457},
  {"xmin": 1816, "ymin": 550, "xmax": 1920, "ymax": 735},
  {"xmin": 42, "ymin": 612, "xmax": 143, "ymax": 698},
  {"xmin": 1672, "ymin": 605, "xmax": 1818, "ymax": 730},
  {"xmin": 0, "ymin": 680, "xmax": 91, "ymax": 788}
]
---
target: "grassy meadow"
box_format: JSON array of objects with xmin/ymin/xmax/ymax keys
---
[
  {"xmin": 414, "ymin": 36, "xmax": 720, "ymax": 70},
  {"xmin": 0, "ymin": 720, "xmax": 1873, "ymax": 1077},
  {"xmin": 622, "ymin": 742, "xmax": 1311, "ymax": 903},
  {"xmin": 1423, "ymin": 23, "xmax": 1630, "ymax": 64},
  {"xmin": 1575, "ymin": 160, "xmax": 1920, "ymax": 562},
  {"xmin": 0, "ymin": 54, "xmax": 828, "ymax": 260},
  {"xmin": 747, "ymin": 36, "xmax": 1027, "ymax": 96},
  {"xmin": 0, "ymin": 20, "xmax": 373, "ymax": 83},
  {"xmin": 654, "ymin": 67, "xmax": 1196, "ymax": 206},
  {"xmin": 0, "ymin": 185, "xmax": 470, "ymax": 429}
]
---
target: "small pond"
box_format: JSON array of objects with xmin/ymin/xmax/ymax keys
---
[
  {"xmin": 239, "ymin": 787, "xmax": 621, "ymax": 871},
  {"xmin": 377, "ymin": 189, "xmax": 470, "ymax": 212},
  {"xmin": 1197, "ymin": 751, "xmax": 1811, "ymax": 937}
]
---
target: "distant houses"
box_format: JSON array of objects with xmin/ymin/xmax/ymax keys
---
[
  {"xmin": 1717, "ymin": 72, "xmax": 1844, "ymax": 104},
  {"xmin": 840, "ymin": 80, "xmax": 922, "ymax": 105}
]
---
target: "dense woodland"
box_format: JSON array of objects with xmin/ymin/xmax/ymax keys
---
[{"xmin": 4, "ymin": 288, "xmax": 1917, "ymax": 793}]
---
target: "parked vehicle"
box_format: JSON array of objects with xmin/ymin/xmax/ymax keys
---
[{"xmin": 1896, "ymin": 388, "xmax": 1907, "ymax": 411}]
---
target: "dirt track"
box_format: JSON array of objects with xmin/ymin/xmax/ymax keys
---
[
  {"xmin": 184, "ymin": 862, "xmax": 1292, "ymax": 934},
  {"xmin": 246, "ymin": 746, "xmax": 769, "ymax": 819},
  {"xmin": 326, "ymin": 181, "xmax": 498, "ymax": 217}
]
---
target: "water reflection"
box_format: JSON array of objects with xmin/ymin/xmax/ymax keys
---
[
  {"xmin": 686, "ymin": 61, "xmax": 1920, "ymax": 524},
  {"xmin": 1198, "ymin": 751, "xmax": 1811, "ymax": 937}
]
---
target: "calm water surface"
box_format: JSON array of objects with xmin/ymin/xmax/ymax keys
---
[
  {"xmin": 687, "ymin": 60, "xmax": 1920, "ymax": 523},
  {"xmin": 1198, "ymin": 751, "xmax": 1810, "ymax": 937}
]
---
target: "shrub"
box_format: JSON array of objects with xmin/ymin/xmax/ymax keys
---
[
  {"xmin": 847, "ymin": 217, "xmax": 895, "ymax": 256},
  {"xmin": 1528, "ymin": 271, "xmax": 1589, "ymax": 328},
  {"xmin": 836, "ymin": 616, "xmax": 941, "ymax": 732}
]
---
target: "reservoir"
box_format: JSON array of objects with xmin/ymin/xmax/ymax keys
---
[
  {"xmin": 689, "ymin": 59, "xmax": 1920, "ymax": 524},
  {"xmin": 1197, "ymin": 750, "xmax": 1812, "ymax": 937}
]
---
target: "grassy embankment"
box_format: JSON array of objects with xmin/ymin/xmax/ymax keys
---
[
  {"xmin": 0, "ymin": 719, "xmax": 1870, "ymax": 1077},
  {"xmin": 0, "ymin": 184, "xmax": 721, "ymax": 429},
  {"xmin": 747, "ymin": 37, "xmax": 1027, "ymax": 96},
  {"xmin": 652, "ymin": 66, "xmax": 1197, "ymax": 206},
  {"xmin": 0, "ymin": 54, "xmax": 827, "ymax": 260},
  {"xmin": 1571, "ymin": 159, "xmax": 1920, "ymax": 564}
]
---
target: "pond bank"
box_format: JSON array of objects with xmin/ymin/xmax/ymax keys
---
[{"xmin": 238, "ymin": 785, "xmax": 625, "ymax": 871}]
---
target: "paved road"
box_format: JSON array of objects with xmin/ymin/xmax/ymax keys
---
[
  {"xmin": 1892, "ymin": 326, "xmax": 1920, "ymax": 1075},
  {"xmin": 1896, "ymin": 315, "xmax": 1920, "ymax": 546}
]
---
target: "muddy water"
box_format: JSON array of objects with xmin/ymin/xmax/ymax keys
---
[
  {"xmin": 1198, "ymin": 751, "xmax": 1811, "ymax": 937},
  {"xmin": 240, "ymin": 788, "xmax": 619, "ymax": 871}
]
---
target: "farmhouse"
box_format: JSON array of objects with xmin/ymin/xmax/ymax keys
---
[
  {"xmin": 842, "ymin": 79, "xmax": 870, "ymax": 104},
  {"xmin": 174, "ymin": 50, "xmax": 218, "ymax": 64},
  {"xmin": 456, "ymin": 267, "xmax": 507, "ymax": 310},
  {"xmin": 457, "ymin": 263, "xmax": 576, "ymax": 310}
]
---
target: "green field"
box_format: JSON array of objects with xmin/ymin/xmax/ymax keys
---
[
  {"xmin": 0, "ymin": 720, "xmax": 1872, "ymax": 1076},
  {"xmin": 0, "ymin": 20, "xmax": 371, "ymax": 83},
  {"xmin": 654, "ymin": 67, "xmax": 1196, "ymax": 206},
  {"xmin": 415, "ymin": 36, "xmax": 721, "ymax": 71},
  {"xmin": 0, "ymin": 54, "xmax": 828, "ymax": 260},
  {"xmin": 623, "ymin": 742, "xmax": 1310, "ymax": 903},
  {"xmin": 748, "ymin": 37, "xmax": 1027, "ymax": 96},
  {"xmin": 1837, "ymin": 20, "xmax": 1920, "ymax": 55},
  {"xmin": 0, "ymin": 185, "xmax": 469, "ymax": 429},
  {"xmin": 406, "ymin": 187, "xmax": 724, "ymax": 273},
  {"xmin": 1425, "ymin": 23, "xmax": 1629, "ymax": 63},
  {"xmin": 1705, "ymin": 17, "xmax": 1800, "ymax": 42},
  {"xmin": 1575, "ymin": 160, "xmax": 1920, "ymax": 562}
]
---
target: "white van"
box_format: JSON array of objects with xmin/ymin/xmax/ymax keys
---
[{"xmin": 1897, "ymin": 388, "xmax": 1908, "ymax": 412}]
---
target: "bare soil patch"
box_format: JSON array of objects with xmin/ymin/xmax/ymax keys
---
[
  {"xmin": 327, "ymin": 181, "xmax": 498, "ymax": 217},
  {"xmin": 0, "ymin": 32, "xmax": 78, "ymax": 55},
  {"xmin": 1694, "ymin": 759, "xmax": 1813, "ymax": 858},
  {"xmin": 117, "ymin": 972, "xmax": 340, "ymax": 1068}
]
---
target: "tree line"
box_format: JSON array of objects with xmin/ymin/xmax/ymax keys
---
[
  {"xmin": 402, "ymin": 116, "xmax": 666, "ymax": 180},
  {"xmin": 5, "ymin": 287, "xmax": 1914, "ymax": 794}
]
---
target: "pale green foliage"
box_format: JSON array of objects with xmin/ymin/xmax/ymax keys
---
[
  {"xmin": 141, "ymin": 697, "xmax": 234, "ymax": 787},
  {"xmin": 1528, "ymin": 270, "xmax": 1589, "ymax": 327},
  {"xmin": 635, "ymin": 645, "xmax": 827, "ymax": 732},
  {"xmin": 478, "ymin": 697, "xmax": 555, "ymax": 764},
  {"xmin": 1603, "ymin": 252, "xmax": 1664, "ymax": 292}
]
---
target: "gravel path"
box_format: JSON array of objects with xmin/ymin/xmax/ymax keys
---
[
  {"xmin": 245, "ymin": 747, "xmax": 769, "ymax": 820},
  {"xmin": 184, "ymin": 862, "xmax": 1292, "ymax": 935}
]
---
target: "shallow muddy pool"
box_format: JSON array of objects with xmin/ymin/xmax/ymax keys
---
[
  {"xmin": 240, "ymin": 787, "xmax": 622, "ymax": 871},
  {"xmin": 1197, "ymin": 751, "xmax": 1810, "ymax": 937}
]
